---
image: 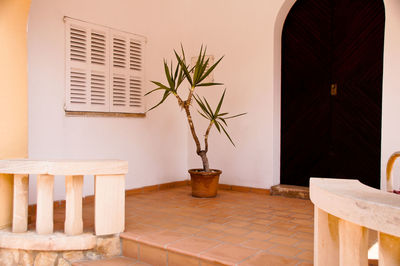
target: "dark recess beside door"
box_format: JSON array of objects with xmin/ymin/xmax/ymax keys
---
[{"xmin": 280, "ymin": 0, "xmax": 385, "ymax": 188}]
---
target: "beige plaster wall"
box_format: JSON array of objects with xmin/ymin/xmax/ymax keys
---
[{"xmin": 0, "ymin": 0, "xmax": 30, "ymax": 228}]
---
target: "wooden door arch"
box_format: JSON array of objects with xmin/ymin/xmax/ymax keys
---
[{"xmin": 280, "ymin": 0, "xmax": 385, "ymax": 188}]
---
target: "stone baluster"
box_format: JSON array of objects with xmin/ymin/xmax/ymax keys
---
[
  {"xmin": 314, "ymin": 207, "xmax": 339, "ymax": 266},
  {"xmin": 379, "ymin": 232, "xmax": 400, "ymax": 266},
  {"xmin": 36, "ymin": 174, "xmax": 54, "ymax": 234},
  {"xmin": 338, "ymin": 219, "xmax": 369, "ymax": 266},
  {"xmin": 94, "ymin": 174, "xmax": 125, "ymax": 235},
  {"xmin": 0, "ymin": 159, "xmax": 127, "ymax": 242},
  {"xmin": 12, "ymin": 174, "xmax": 29, "ymax": 233},
  {"xmin": 65, "ymin": 175, "xmax": 83, "ymax": 236}
]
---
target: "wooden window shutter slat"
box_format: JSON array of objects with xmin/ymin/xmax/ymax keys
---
[
  {"xmin": 65, "ymin": 18, "xmax": 145, "ymax": 114},
  {"xmin": 65, "ymin": 18, "xmax": 109, "ymax": 112},
  {"xmin": 110, "ymin": 30, "xmax": 145, "ymax": 113},
  {"xmin": 128, "ymin": 38, "xmax": 145, "ymax": 112}
]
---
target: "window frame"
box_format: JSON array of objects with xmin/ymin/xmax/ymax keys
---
[{"xmin": 64, "ymin": 17, "xmax": 146, "ymax": 115}]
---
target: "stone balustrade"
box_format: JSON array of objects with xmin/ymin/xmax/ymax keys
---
[
  {"xmin": 310, "ymin": 178, "xmax": 400, "ymax": 266},
  {"xmin": 0, "ymin": 159, "xmax": 128, "ymax": 251}
]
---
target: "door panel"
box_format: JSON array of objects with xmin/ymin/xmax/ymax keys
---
[
  {"xmin": 281, "ymin": 0, "xmax": 331, "ymax": 186},
  {"xmin": 281, "ymin": 0, "xmax": 385, "ymax": 188}
]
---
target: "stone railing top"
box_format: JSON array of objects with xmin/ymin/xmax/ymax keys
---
[
  {"xmin": 310, "ymin": 178, "xmax": 400, "ymax": 237},
  {"xmin": 0, "ymin": 159, "xmax": 128, "ymax": 175}
]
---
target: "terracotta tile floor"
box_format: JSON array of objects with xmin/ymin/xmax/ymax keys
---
[
  {"xmin": 30, "ymin": 186, "xmax": 314, "ymax": 265},
  {"xmin": 120, "ymin": 186, "xmax": 314, "ymax": 265}
]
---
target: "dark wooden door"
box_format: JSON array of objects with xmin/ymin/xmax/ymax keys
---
[{"xmin": 280, "ymin": 0, "xmax": 385, "ymax": 188}]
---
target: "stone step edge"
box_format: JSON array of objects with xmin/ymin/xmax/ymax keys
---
[
  {"xmin": 270, "ymin": 184, "xmax": 310, "ymax": 200},
  {"xmin": 0, "ymin": 234, "xmax": 122, "ymax": 265},
  {"xmin": 71, "ymin": 256, "xmax": 147, "ymax": 266},
  {"xmin": 120, "ymin": 232, "xmax": 227, "ymax": 266}
]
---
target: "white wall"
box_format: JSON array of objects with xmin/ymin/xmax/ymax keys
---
[
  {"xmin": 185, "ymin": 0, "xmax": 290, "ymax": 189},
  {"xmin": 186, "ymin": 0, "xmax": 400, "ymax": 190},
  {"xmin": 28, "ymin": 0, "xmax": 400, "ymax": 202},
  {"xmin": 28, "ymin": 0, "xmax": 190, "ymax": 202},
  {"xmin": 381, "ymin": 0, "xmax": 400, "ymax": 190}
]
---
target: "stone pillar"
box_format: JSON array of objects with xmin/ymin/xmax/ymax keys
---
[
  {"xmin": 13, "ymin": 174, "xmax": 29, "ymax": 232},
  {"xmin": 314, "ymin": 207, "xmax": 339, "ymax": 266},
  {"xmin": 95, "ymin": 174, "xmax": 125, "ymax": 235},
  {"xmin": 65, "ymin": 175, "xmax": 84, "ymax": 235},
  {"xmin": 338, "ymin": 219, "xmax": 369, "ymax": 266},
  {"xmin": 379, "ymin": 232, "xmax": 400, "ymax": 266},
  {"xmin": 0, "ymin": 0, "xmax": 31, "ymax": 228},
  {"xmin": 0, "ymin": 175, "xmax": 13, "ymax": 229},
  {"xmin": 36, "ymin": 174, "xmax": 54, "ymax": 234}
]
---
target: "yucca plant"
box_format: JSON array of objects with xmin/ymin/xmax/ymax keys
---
[{"xmin": 146, "ymin": 45, "xmax": 245, "ymax": 172}]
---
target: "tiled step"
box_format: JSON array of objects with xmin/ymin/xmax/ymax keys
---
[
  {"xmin": 72, "ymin": 256, "xmax": 150, "ymax": 265},
  {"xmin": 120, "ymin": 232, "xmax": 307, "ymax": 266},
  {"xmin": 270, "ymin": 184, "xmax": 309, "ymax": 199},
  {"xmin": 121, "ymin": 232, "xmax": 223, "ymax": 266}
]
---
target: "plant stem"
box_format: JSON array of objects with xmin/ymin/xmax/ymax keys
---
[
  {"xmin": 173, "ymin": 92, "xmax": 184, "ymax": 109},
  {"xmin": 199, "ymin": 151, "xmax": 210, "ymax": 172},
  {"xmin": 187, "ymin": 85, "xmax": 195, "ymax": 106},
  {"xmin": 183, "ymin": 104, "xmax": 201, "ymax": 155},
  {"xmin": 183, "ymin": 86, "xmax": 210, "ymax": 172},
  {"xmin": 204, "ymin": 120, "xmax": 213, "ymax": 153}
]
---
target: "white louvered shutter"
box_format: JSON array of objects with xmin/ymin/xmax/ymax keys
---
[
  {"xmin": 110, "ymin": 30, "xmax": 145, "ymax": 113},
  {"xmin": 65, "ymin": 18, "xmax": 110, "ymax": 112}
]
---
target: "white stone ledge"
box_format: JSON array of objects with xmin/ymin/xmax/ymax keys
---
[
  {"xmin": 310, "ymin": 178, "xmax": 400, "ymax": 237},
  {"xmin": 0, "ymin": 159, "xmax": 128, "ymax": 175},
  {"xmin": 0, "ymin": 229, "xmax": 96, "ymax": 250}
]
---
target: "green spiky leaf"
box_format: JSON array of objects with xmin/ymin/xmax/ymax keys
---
[
  {"xmin": 218, "ymin": 117, "xmax": 228, "ymax": 126},
  {"xmin": 196, "ymin": 47, "xmax": 208, "ymax": 84},
  {"xmin": 180, "ymin": 43, "xmax": 186, "ymax": 62},
  {"xmin": 174, "ymin": 50, "xmax": 192, "ymax": 86},
  {"xmin": 197, "ymin": 110, "xmax": 210, "ymax": 120},
  {"xmin": 164, "ymin": 60, "xmax": 173, "ymax": 89},
  {"xmin": 202, "ymin": 97, "xmax": 214, "ymax": 119},
  {"xmin": 198, "ymin": 58, "xmax": 209, "ymax": 79},
  {"xmin": 194, "ymin": 95, "xmax": 212, "ymax": 118},
  {"xmin": 224, "ymin": 113, "xmax": 247, "ymax": 119},
  {"xmin": 215, "ymin": 89, "xmax": 226, "ymax": 116},
  {"xmin": 147, "ymin": 90, "xmax": 171, "ymax": 112},
  {"xmin": 198, "ymin": 55, "xmax": 224, "ymax": 84},
  {"xmin": 214, "ymin": 120, "xmax": 221, "ymax": 132},
  {"xmin": 193, "ymin": 45, "xmax": 203, "ymax": 84},
  {"xmin": 196, "ymin": 82, "xmax": 223, "ymax": 87},
  {"xmin": 174, "ymin": 60, "xmax": 179, "ymax": 80},
  {"xmin": 220, "ymin": 123, "xmax": 235, "ymax": 146},
  {"xmin": 144, "ymin": 87, "xmax": 164, "ymax": 96},
  {"xmin": 150, "ymin": 81, "xmax": 170, "ymax": 91}
]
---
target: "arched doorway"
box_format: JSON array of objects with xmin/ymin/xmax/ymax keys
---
[{"xmin": 280, "ymin": 0, "xmax": 385, "ymax": 188}]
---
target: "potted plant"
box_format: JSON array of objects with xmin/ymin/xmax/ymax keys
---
[{"xmin": 146, "ymin": 45, "xmax": 245, "ymax": 197}]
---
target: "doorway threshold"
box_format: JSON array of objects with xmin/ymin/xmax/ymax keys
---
[{"xmin": 271, "ymin": 184, "xmax": 309, "ymax": 199}]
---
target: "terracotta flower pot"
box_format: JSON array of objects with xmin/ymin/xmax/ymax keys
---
[{"xmin": 189, "ymin": 169, "xmax": 222, "ymax": 198}]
